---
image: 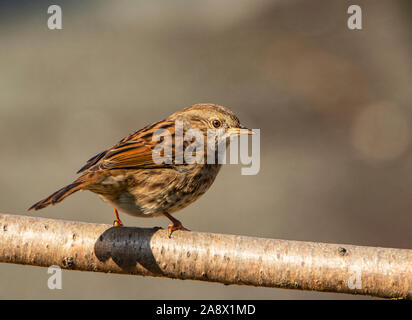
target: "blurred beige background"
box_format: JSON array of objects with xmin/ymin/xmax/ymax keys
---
[{"xmin": 1, "ymin": 0, "xmax": 411, "ymax": 299}]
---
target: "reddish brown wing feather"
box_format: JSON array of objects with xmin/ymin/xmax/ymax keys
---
[
  {"xmin": 77, "ymin": 150, "xmax": 108, "ymax": 173},
  {"xmin": 78, "ymin": 119, "xmax": 179, "ymax": 172},
  {"xmin": 100, "ymin": 140, "xmax": 161, "ymax": 170}
]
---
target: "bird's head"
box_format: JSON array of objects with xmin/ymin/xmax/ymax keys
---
[{"xmin": 171, "ymin": 103, "xmax": 254, "ymax": 145}]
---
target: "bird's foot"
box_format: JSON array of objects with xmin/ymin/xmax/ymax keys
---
[
  {"xmin": 162, "ymin": 212, "xmax": 190, "ymax": 238},
  {"xmin": 113, "ymin": 219, "xmax": 123, "ymax": 227},
  {"xmin": 113, "ymin": 208, "xmax": 123, "ymax": 226},
  {"xmin": 167, "ymin": 221, "xmax": 190, "ymax": 238}
]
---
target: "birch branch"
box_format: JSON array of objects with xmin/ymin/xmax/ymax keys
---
[{"xmin": 0, "ymin": 213, "xmax": 410, "ymax": 299}]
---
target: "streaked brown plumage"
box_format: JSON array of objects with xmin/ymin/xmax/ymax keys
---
[{"xmin": 29, "ymin": 103, "xmax": 253, "ymax": 235}]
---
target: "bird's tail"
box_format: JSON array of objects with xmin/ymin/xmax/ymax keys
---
[{"xmin": 28, "ymin": 174, "xmax": 98, "ymax": 211}]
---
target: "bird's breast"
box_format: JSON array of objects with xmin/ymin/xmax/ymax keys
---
[{"xmin": 92, "ymin": 164, "xmax": 222, "ymax": 218}]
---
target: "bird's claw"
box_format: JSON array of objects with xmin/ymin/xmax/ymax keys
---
[
  {"xmin": 113, "ymin": 220, "xmax": 124, "ymax": 227},
  {"xmin": 168, "ymin": 222, "xmax": 190, "ymax": 238}
]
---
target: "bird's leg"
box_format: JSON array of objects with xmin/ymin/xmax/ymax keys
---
[
  {"xmin": 113, "ymin": 208, "xmax": 123, "ymax": 226},
  {"xmin": 162, "ymin": 212, "xmax": 189, "ymax": 238}
]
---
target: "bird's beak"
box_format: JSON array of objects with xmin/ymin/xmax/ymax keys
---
[{"xmin": 226, "ymin": 126, "xmax": 255, "ymax": 136}]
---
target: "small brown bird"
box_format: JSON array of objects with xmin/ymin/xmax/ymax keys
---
[{"xmin": 29, "ymin": 104, "xmax": 253, "ymax": 235}]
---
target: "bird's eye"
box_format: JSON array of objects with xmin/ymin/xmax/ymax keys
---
[{"xmin": 212, "ymin": 119, "xmax": 221, "ymax": 128}]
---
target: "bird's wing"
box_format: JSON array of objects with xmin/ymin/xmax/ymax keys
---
[
  {"xmin": 77, "ymin": 119, "xmax": 181, "ymax": 173},
  {"xmin": 76, "ymin": 150, "xmax": 108, "ymax": 173}
]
